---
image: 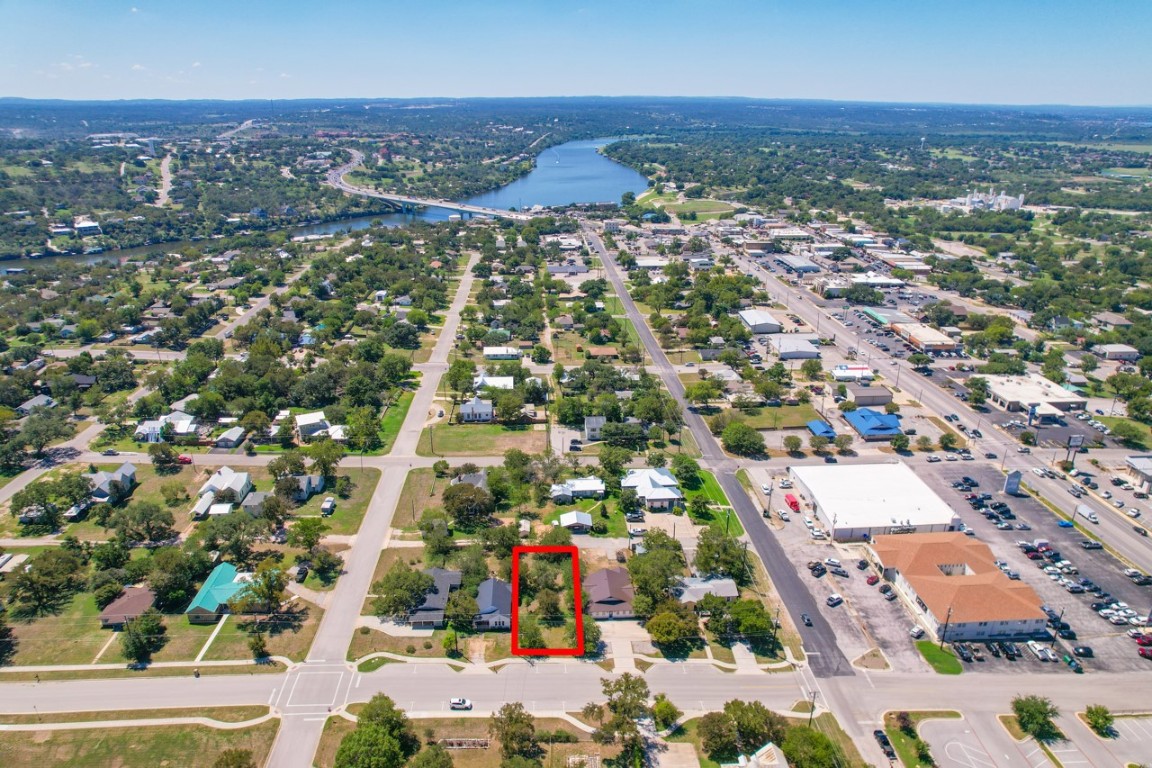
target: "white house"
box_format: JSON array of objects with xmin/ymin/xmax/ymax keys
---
[
  {"xmin": 215, "ymin": 427, "xmax": 247, "ymax": 448},
  {"xmin": 483, "ymin": 346, "xmax": 521, "ymax": 360},
  {"xmin": 133, "ymin": 410, "xmax": 199, "ymax": 443},
  {"xmin": 459, "ymin": 396, "xmax": 494, "ymax": 423},
  {"xmin": 557, "ymin": 510, "xmax": 593, "ymax": 532},
  {"xmin": 473, "ymin": 373, "xmax": 516, "ymax": 390},
  {"xmin": 549, "ymin": 476, "xmax": 607, "ymax": 504},
  {"xmin": 584, "ymin": 416, "xmax": 607, "ymax": 441},
  {"xmin": 622, "ymin": 468, "xmax": 683, "ymax": 510},
  {"xmin": 295, "ymin": 411, "xmax": 331, "ymax": 441},
  {"xmin": 197, "ymin": 467, "xmax": 252, "ymax": 501}
]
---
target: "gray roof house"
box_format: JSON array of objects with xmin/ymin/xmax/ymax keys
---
[
  {"xmin": 197, "ymin": 467, "xmax": 252, "ymax": 502},
  {"xmin": 86, "ymin": 462, "xmax": 137, "ymax": 503},
  {"xmin": 459, "ymin": 396, "xmax": 494, "ymax": 423},
  {"xmin": 451, "ymin": 470, "xmax": 488, "ymax": 491},
  {"xmin": 676, "ymin": 577, "xmax": 740, "ymax": 606},
  {"xmin": 290, "ymin": 474, "xmax": 326, "ymax": 502},
  {"xmin": 409, "ymin": 568, "xmax": 462, "ymax": 629},
  {"xmin": 17, "ymin": 394, "xmax": 55, "ymax": 415},
  {"xmin": 240, "ymin": 491, "xmax": 271, "ymax": 517},
  {"xmin": 215, "ymin": 426, "xmax": 247, "ymax": 448},
  {"xmin": 474, "ymin": 578, "xmax": 513, "ymax": 630}
]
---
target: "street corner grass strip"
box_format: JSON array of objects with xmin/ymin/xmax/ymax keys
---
[{"xmin": 511, "ymin": 545, "xmax": 584, "ymax": 657}]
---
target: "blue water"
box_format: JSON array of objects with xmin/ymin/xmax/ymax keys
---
[{"xmin": 28, "ymin": 138, "xmax": 646, "ymax": 265}]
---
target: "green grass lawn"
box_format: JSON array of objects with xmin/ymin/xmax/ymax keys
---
[
  {"xmin": 377, "ymin": 391, "xmax": 414, "ymax": 454},
  {"xmin": 199, "ymin": 601, "xmax": 323, "ymax": 662},
  {"xmin": 1100, "ymin": 416, "xmax": 1151, "ymax": 449},
  {"xmin": 544, "ymin": 498, "xmax": 626, "ymax": 537},
  {"xmin": 417, "ymin": 422, "xmax": 547, "ymax": 457},
  {"xmin": 291, "ymin": 467, "xmax": 380, "ymax": 536},
  {"xmin": 915, "ymin": 640, "xmax": 963, "ymax": 674},
  {"xmin": 738, "ymin": 403, "xmax": 820, "ymax": 430},
  {"xmin": 684, "ymin": 471, "xmax": 744, "ymax": 536},
  {"xmin": 0, "ymin": 719, "xmax": 280, "ymax": 768}
]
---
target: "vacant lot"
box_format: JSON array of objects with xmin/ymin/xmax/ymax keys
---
[
  {"xmin": 0, "ymin": 719, "xmax": 279, "ymax": 768},
  {"xmin": 738, "ymin": 404, "xmax": 821, "ymax": 430},
  {"xmin": 291, "ymin": 467, "xmax": 380, "ymax": 536},
  {"xmin": 417, "ymin": 422, "xmax": 546, "ymax": 457},
  {"xmin": 199, "ymin": 600, "xmax": 323, "ymax": 662}
]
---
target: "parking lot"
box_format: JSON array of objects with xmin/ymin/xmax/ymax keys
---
[
  {"xmin": 1105, "ymin": 714, "xmax": 1152, "ymax": 765},
  {"xmin": 915, "ymin": 460, "xmax": 1152, "ymax": 674}
]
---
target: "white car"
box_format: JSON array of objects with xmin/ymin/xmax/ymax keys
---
[
  {"xmin": 449, "ymin": 698, "xmax": 473, "ymax": 710},
  {"xmin": 777, "ymin": 509, "xmax": 791, "ymax": 522},
  {"xmin": 826, "ymin": 593, "xmax": 844, "ymax": 607},
  {"xmin": 926, "ymin": 455, "xmax": 941, "ymax": 463},
  {"xmin": 909, "ymin": 626, "xmax": 925, "ymax": 639},
  {"xmin": 761, "ymin": 483, "xmax": 772, "ymax": 493}
]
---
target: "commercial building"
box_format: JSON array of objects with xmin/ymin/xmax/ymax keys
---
[
  {"xmin": 831, "ymin": 364, "xmax": 875, "ymax": 382},
  {"xmin": 860, "ymin": 307, "xmax": 915, "ymax": 328},
  {"xmin": 789, "ymin": 462, "xmax": 960, "ymax": 541},
  {"xmin": 775, "ymin": 254, "xmax": 820, "ymax": 273},
  {"xmin": 769, "ymin": 334, "xmax": 820, "ymax": 359},
  {"xmin": 869, "ymin": 533, "xmax": 1047, "ymax": 641},
  {"xmin": 891, "ymin": 323, "xmax": 962, "ymax": 353},
  {"xmin": 806, "ymin": 420, "xmax": 837, "ymax": 439},
  {"xmin": 1125, "ymin": 456, "xmax": 1152, "ymax": 492},
  {"xmin": 984, "ymin": 374, "xmax": 1087, "ymax": 420},
  {"xmin": 846, "ymin": 384, "xmax": 893, "ymax": 407},
  {"xmin": 843, "ymin": 408, "xmax": 903, "ymax": 441},
  {"xmin": 1094, "ymin": 343, "xmax": 1140, "ymax": 361},
  {"xmin": 737, "ymin": 309, "xmax": 783, "ymax": 334}
]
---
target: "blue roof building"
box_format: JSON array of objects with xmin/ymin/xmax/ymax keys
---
[
  {"xmin": 844, "ymin": 408, "xmax": 903, "ymax": 441},
  {"xmin": 807, "ymin": 420, "xmax": 837, "ymax": 439},
  {"xmin": 185, "ymin": 563, "xmax": 247, "ymax": 624}
]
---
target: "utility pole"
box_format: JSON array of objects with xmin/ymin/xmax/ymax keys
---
[
  {"xmin": 807, "ymin": 691, "xmax": 819, "ymax": 727},
  {"xmin": 938, "ymin": 605, "xmax": 954, "ymax": 649}
]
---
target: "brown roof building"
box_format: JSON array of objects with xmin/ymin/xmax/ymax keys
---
[
  {"xmin": 587, "ymin": 347, "xmax": 619, "ymax": 359},
  {"xmin": 583, "ymin": 568, "xmax": 635, "ymax": 619},
  {"xmin": 99, "ymin": 586, "xmax": 156, "ymax": 629},
  {"xmin": 870, "ymin": 533, "xmax": 1047, "ymax": 642}
]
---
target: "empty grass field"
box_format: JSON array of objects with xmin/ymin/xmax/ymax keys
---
[{"xmin": 916, "ymin": 641, "xmax": 962, "ymax": 675}]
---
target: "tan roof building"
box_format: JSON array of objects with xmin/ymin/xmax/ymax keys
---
[
  {"xmin": 870, "ymin": 533, "xmax": 1047, "ymax": 641},
  {"xmin": 583, "ymin": 567, "xmax": 635, "ymax": 619}
]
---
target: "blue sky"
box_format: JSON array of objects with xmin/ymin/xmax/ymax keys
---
[{"xmin": 1, "ymin": 0, "xmax": 1148, "ymax": 105}]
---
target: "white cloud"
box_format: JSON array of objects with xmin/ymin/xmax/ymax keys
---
[
  {"xmin": 191, "ymin": 61, "xmax": 201, "ymax": 68},
  {"xmin": 131, "ymin": 6, "xmax": 138, "ymax": 12},
  {"xmin": 131, "ymin": 63, "xmax": 146, "ymax": 71},
  {"xmin": 279, "ymin": 72, "xmax": 290, "ymax": 79},
  {"xmin": 79, "ymin": 61, "xmax": 94, "ymax": 69}
]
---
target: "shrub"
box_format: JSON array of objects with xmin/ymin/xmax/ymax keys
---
[
  {"xmin": 406, "ymin": 644, "xmax": 416, "ymax": 654},
  {"xmin": 422, "ymin": 640, "xmax": 433, "ymax": 649}
]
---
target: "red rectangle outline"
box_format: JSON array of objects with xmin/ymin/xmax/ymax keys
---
[{"xmin": 510, "ymin": 545, "xmax": 584, "ymax": 656}]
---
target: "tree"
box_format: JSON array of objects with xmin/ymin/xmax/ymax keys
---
[
  {"xmin": 833, "ymin": 434, "xmax": 853, "ymax": 454},
  {"xmin": 160, "ymin": 480, "xmax": 189, "ymax": 507},
  {"xmin": 1019, "ymin": 430, "xmax": 1036, "ymax": 446},
  {"xmin": 695, "ymin": 527, "xmax": 747, "ymax": 581},
  {"xmin": 600, "ymin": 673, "xmax": 651, "ymax": 756},
  {"xmin": 781, "ymin": 726, "xmax": 839, "ymax": 768},
  {"xmin": 800, "ymin": 359, "xmax": 823, "ymax": 381},
  {"xmin": 670, "ymin": 454, "xmax": 700, "ymax": 486},
  {"xmin": 288, "ymin": 517, "xmax": 329, "ymax": 551},
  {"xmin": 1110, "ymin": 420, "xmax": 1145, "ymax": 447},
  {"xmin": 724, "ymin": 700, "xmax": 787, "ymax": 753},
  {"xmin": 939, "ymin": 432, "xmax": 959, "ymax": 450},
  {"xmin": 697, "ymin": 711, "xmax": 739, "ymax": 759},
  {"xmin": 967, "ymin": 376, "xmax": 990, "ymax": 407},
  {"xmin": 229, "ymin": 558, "xmax": 288, "ymax": 617},
  {"xmin": 652, "ymin": 694, "xmax": 682, "ymax": 730},
  {"xmin": 111, "ymin": 501, "xmax": 175, "ymax": 545},
  {"xmin": 1011, "ymin": 695, "xmax": 1061, "ymax": 742},
  {"xmin": 248, "ymin": 632, "xmax": 268, "ymax": 660},
  {"xmin": 148, "ymin": 442, "xmax": 181, "ymax": 471},
  {"xmin": 334, "ymin": 725, "xmax": 406, "ymax": 768},
  {"xmin": 268, "ymin": 451, "xmax": 307, "ymax": 479},
  {"xmin": 646, "ymin": 610, "xmax": 698, "ymax": 645},
  {"xmin": 916, "ymin": 435, "xmax": 934, "ymax": 452},
  {"xmin": 721, "ymin": 421, "xmax": 765, "ymax": 456},
  {"xmin": 149, "ymin": 546, "xmax": 211, "ymax": 610},
  {"xmin": 1080, "ymin": 354, "xmax": 1098, "ymax": 374},
  {"xmin": 409, "ymin": 745, "xmax": 454, "ymax": 768},
  {"xmin": 121, "ymin": 608, "xmax": 168, "ymax": 663},
  {"xmin": 1084, "ymin": 704, "xmax": 1113, "ymax": 736},
  {"xmin": 358, "ymin": 693, "xmax": 420, "ymax": 757},
  {"xmin": 808, "ymin": 435, "xmax": 830, "ymax": 453},
  {"xmin": 891, "ymin": 433, "xmax": 911, "ymax": 452},
  {"xmin": 442, "ymin": 483, "xmax": 495, "ymax": 529},
  {"xmin": 213, "ymin": 750, "xmax": 257, "ymax": 768},
  {"xmin": 307, "ymin": 439, "xmax": 345, "ymax": 478},
  {"xmin": 372, "ymin": 562, "xmax": 434, "ymax": 618},
  {"xmin": 597, "ymin": 444, "xmax": 632, "ymax": 477},
  {"xmin": 445, "ymin": 590, "xmax": 479, "ymax": 631},
  {"xmin": 783, "ymin": 435, "xmax": 803, "ymax": 453},
  {"xmin": 491, "ymin": 702, "xmax": 537, "ymax": 759},
  {"xmin": 19, "ymin": 408, "xmax": 73, "ymax": 454}
]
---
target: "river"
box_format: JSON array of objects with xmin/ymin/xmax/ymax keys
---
[{"xmin": 24, "ymin": 138, "xmax": 646, "ymax": 268}]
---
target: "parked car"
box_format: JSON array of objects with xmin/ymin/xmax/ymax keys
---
[
  {"xmin": 826, "ymin": 594, "xmax": 843, "ymax": 607},
  {"xmin": 177, "ymin": 454, "xmax": 194, "ymax": 464},
  {"xmin": 295, "ymin": 566, "xmax": 309, "ymax": 583},
  {"xmin": 909, "ymin": 626, "xmax": 925, "ymax": 639},
  {"xmin": 1073, "ymin": 646, "xmax": 1094, "ymax": 658},
  {"xmin": 449, "ymin": 698, "xmax": 473, "ymax": 710},
  {"xmin": 101, "ymin": 449, "xmax": 119, "ymax": 456}
]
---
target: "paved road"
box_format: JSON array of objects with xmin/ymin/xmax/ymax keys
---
[
  {"xmin": 733, "ymin": 253, "xmax": 1152, "ymax": 573},
  {"xmin": 586, "ymin": 223, "xmax": 853, "ymax": 679}
]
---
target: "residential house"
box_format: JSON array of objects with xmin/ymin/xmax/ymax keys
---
[
  {"xmin": 295, "ymin": 411, "xmax": 331, "ymax": 441},
  {"xmin": 549, "ymin": 476, "xmax": 607, "ymax": 504},
  {"xmin": 451, "ymin": 470, "xmax": 489, "ymax": 491},
  {"xmin": 459, "ymin": 396, "xmax": 494, "ymax": 423},
  {"xmin": 70, "ymin": 373, "xmax": 97, "ymax": 390},
  {"xmin": 676, "ymin": 577, "xmax": 739, "ymax": 607},
  {"xmin": 191, "ymin": 494, "xmax": 215, "ymax": 520},
  {"xmin": 99, "ymin": 586, "xmax": 156, "ymax": 630},
  {"xmin": 133, "ymin": 410, "xmax": 198, "ymax": 443},
  {"xmin": 483, "ymin": 346, "xmax": 521, "ymax": 360},
  {"xmin": 557, "ymin": 510, "xmax": 593, "ymax": 533},
  {"xmin": 215, "ymin": 427, "xmax": 247, "ymax": 448},
  {"xmin": 1093, "ymin": 311, "xmax": 1133, "ymax": 331},
  {"xmin": 16, "ymin": 394, "xmax": 55, "ymax": 415},
  {"xmin": 473, "ymin": 578, "xmax": 513, "ymax": 630},
  {"xmin": 290, "ymin": 474, "xmax": 326, "ymax": 502},
  {"xmin": 583, "ymin": 568, "xmax": 635, "ymax": 619},
  {"xmin": 408, "ymin": 568, "xmax": 462, "ymax": 629},
  {"xmin": 622, "ymin": 468, "xmax": 683, "ymax": 511},
  {"xmin": 240, "ymin": 492, "xmax": 271, "ymax": 517},
  {"xmin": 473, "ymin": 373, "xmax": 516, "ymax": 390},
  {"xmin": 86, "ymin": 462, "xmax": 137, "ymax": 503},
  {"xmin": 197, "ymin": 466, "xmax": 253, "ymax": 502},
  {"xmin": 583, "ymin": 416, "xmax": 607, "ymax": 442},
  {"xmin": 720, "ymin": 742, "xmax": 789, "ymax": 768},
  {"xmin": 185, "ymin": 563, "xmax": 250, "ymax": 624}
]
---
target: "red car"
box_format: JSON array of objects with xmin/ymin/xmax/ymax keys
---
[
  {"xmin": 866, "ymin": 575, "xmax": 880, "ymax": 586},
  {"xmin": 177, "ymin": 455, "xmax": 193, "ymax": 464},
  {"xmin": 1135, "ymin": 635, "xmax": 1152, "ymax": 647},
  {"xmin": 1139, "ymin": 647, "xmax": 1152, "ymax": 659}
]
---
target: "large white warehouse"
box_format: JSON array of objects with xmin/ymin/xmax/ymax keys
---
[{"xmin": 788, "ymin": 462, "xmax": 960, "ymax": 541}]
